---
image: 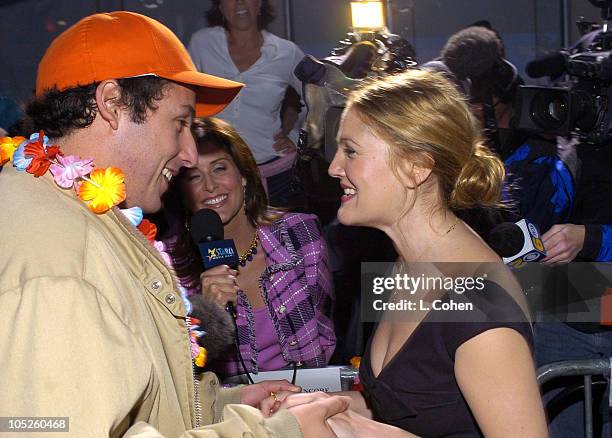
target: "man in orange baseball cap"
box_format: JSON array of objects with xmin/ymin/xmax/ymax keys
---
[{"xmin": 0, "ymin": 11, "xmax": 350, "ymax": 438}]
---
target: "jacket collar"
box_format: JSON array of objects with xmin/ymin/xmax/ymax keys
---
[
  {"xmin": 40, "ymin": 170, "xmax": 187, "ymax": 318},
  {"xmin": 258, "ymin": 216, "xmax": 299, "ymax": 274},
  {"xmin": 105, "ymin": 208, "xmax": 187, "ymax": 318}
]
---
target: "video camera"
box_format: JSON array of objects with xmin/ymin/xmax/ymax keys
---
[{"xmin": 514, "ymin": 0, "xmax": 612, "ymax": 143}]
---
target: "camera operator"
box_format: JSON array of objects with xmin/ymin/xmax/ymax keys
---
[
  {"xmin": 503, "ymin": 133, "xmax": 611, "ymax": 438},
  {"xmin": 510, "ymin": 13, "xmax": 612, "ymax": 434},
  {"xmin": 533, "ymin": 140, "xmax": 612, "ymax": 438},
  {"xmin": 420, "ymin": 26, "xmax": 533, "ymax": 243},
  {"xmin": 540, "ymin": 137, "xmax": 610, "ymax": 266},
  {"xmin": 422, "ymin": 25, "xmax": 523, "ymax": 158}
]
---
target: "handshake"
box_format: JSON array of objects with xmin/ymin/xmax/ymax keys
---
[{"xmin": 244, "ymin": 381, "xmax": 413, "ymax": 438}]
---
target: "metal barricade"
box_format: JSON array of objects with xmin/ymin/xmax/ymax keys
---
[{"xmin": 537, "ymin": 358, "xmax": 611, "ymax": 438}]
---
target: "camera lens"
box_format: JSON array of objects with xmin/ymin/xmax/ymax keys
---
[
  {"xmin": 547, "ymin": 99, "xmax": 567, "ymax": 122},
  {"xmin": 530, "ymin": 90, "xmax": 569, "ymax": 130}
]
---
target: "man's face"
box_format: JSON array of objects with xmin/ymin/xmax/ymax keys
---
[{"xmin": 117, "ymin": 82, "xmax": 198, "ymax": 213}]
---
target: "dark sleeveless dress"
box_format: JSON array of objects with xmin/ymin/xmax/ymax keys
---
[{"xmin": 359, "ymin": 281, "xmax": 534, "ymax": 437}]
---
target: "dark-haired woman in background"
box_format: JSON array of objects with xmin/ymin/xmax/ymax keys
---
[
  {"xmin": 314, "ymin": 70, "xmax": 548, "ymax": 437},
  {"xmin": 164, "ymin": 118, "xmax": 335, "ymax": 378},
  {"xmin": 188, "ymin": 0, "xmax": 305, "ymax": 207}
]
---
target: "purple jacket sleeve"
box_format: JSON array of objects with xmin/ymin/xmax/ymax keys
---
[{"xmin": 309, "ymin": 227, "xmax": 336, "ymax": 363}]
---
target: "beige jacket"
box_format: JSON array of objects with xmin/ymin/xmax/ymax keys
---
[{"xmin": 0, "ymin": 165, "xmax": 302, "ymax": 438}]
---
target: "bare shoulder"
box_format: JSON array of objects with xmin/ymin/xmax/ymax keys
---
[
  {"xmin": 443, "ymin": 222, "xmax": 500, "ymax": 263},
  {"xmin": 457, "ymin": 326, "xmax": 531, "ymax": 358}
]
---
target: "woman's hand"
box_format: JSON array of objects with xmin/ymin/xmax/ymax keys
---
[
  {"xmin": 327, "ymin": 409, "xmax": 418, "ymax": 438},
  {"xmin": 333, "ymin": 390, "xmax": 372, "ymax": 419},
  {"xmin": 199, "ymin": 264, "xmax": 239, "ymax": 307},
  {"xmin": 280, "ymin": 392, "xmax": 352, "ymax": 438}
]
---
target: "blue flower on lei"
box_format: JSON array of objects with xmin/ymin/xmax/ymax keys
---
[
  {"xmin": 12, "ymin": 132, "xmax": 52, "ymax": 171},
  {"xmin": 12, "ymin": 139, "xmax": 32, "ymax": 171},
  {"xmin": 120, "ymin": 206, "xmax": 144, "ymax": 227},
  {"xmin": 179, "ymin": 286, "xmax": 193, "ymax": 315}
]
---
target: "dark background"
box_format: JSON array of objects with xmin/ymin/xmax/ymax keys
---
[{"xmin": 0, "ymin": 0, "xmax": 604, "ymax": 106}]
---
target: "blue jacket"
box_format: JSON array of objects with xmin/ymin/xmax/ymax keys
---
[{"xmin": 505, "ymin": 140, "xmax": 611, "ymax": 262}]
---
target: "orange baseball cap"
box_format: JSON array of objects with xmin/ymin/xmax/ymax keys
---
[{"xmin": 36, "ymin": 11, "xmax": 243, "ymax": 117}]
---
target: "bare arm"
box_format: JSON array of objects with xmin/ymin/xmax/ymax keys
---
[
  {"xmin": 327, "ymin": 409, "xmax": 418, "ymax": 438},
  {"xmin": 455, "ymin": 328, "xmax": 548, "ymax": 438}
]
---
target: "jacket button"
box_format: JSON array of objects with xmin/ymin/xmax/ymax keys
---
[
  {"xmin": 151, "ymin": 280, "xmax": 162, "ymax": 291},
  {"xmin": 289, "ymin": 340, "xmax": 297, "ymax": 346},
  {"xmin": 164, "ymin": 294, "xmax": 176, "ymax": 304},
  {"xmin": 278, "ymin": 304, "xmax": 286, "ymax": 314}
]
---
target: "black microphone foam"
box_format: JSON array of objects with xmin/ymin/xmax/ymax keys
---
[
  {"xmin": 487, "ymin": 222, "xmax": 525, "ymax": 258},
  {"xmin": 190, "ymin": 208, "xmax": 224, "ymax": 244},
  {"xmin": 526, "ymin": 52, "xmax": 567, "ymax": 78},
  {"xmin": 294, "ymin": 55, "xmax": 328, "ymax": 85}
]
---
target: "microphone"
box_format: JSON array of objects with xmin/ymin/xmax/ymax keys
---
[
  {"xmin": 294, "ymin": 55, "xmax": 328, "ymax": 85},
  {"xmin": 294, "ymin": 55, "xmax": 361, "ymax": 95},
  {"xmin": 525, "ymin": 52, "xmax": 567, "ymax": 78},
  {"xmin": 190, "ymin": 208, "xmax": 238, "ymax": 270},
  {"xmin": 488, "ymin": 219, "xmax": 547, "ymax": 268},
  {"xmin": 189, "ymin": 208, "xmax": 239, "ymax": 314}
]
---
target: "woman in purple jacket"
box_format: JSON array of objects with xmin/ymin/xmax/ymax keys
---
[{"xmin": 165, "ymin": 117, "xmax": 335, "ymax": 378}]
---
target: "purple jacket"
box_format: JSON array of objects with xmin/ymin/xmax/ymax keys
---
[
  {"xmin": 165, "ymin": 212, "xmax": 336, "ymax": 376},
  {"xmin": 223, "ymin": 212, "xmax": 336, "ymax": 376}
]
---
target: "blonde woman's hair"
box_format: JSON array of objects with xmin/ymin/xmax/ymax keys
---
[{"xmin": 346, "ymin": 69, "xmax": 505, "ymax": 210}]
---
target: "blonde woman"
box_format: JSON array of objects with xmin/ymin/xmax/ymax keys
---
[{"xmin": 315, "ymin": 70, "xmax": 548, "ymax": 437}]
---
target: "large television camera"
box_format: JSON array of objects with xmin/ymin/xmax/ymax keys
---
[{"xmin": 515, "ymin": 0, "xmax": 612, "ymax": 143}]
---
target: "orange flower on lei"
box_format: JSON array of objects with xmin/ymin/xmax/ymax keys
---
[
  {"xmin": 137, "ymin": 219, "xmax": 158, "ymax": 243},
  {"xmin": 78, "ymin": 167, "xmax": 127, "ymax": 214},
  {"xmin": 194, "ymin": 346, "xmax": 208, "ymax": 368},
  {"xmin": 0, "ymin": 136, "xmax": 25, "ymax": 165},
  {"xmin": 4, "ymin": 130, "xmax": 206, "ymax": 367}
]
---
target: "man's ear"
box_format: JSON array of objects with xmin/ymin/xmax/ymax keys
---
[{"xmin": 95, "ymin": 80, "xmax": 124, "ymax": 131}]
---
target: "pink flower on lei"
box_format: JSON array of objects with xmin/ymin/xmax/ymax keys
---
[
  {"xmin": 153, "ymin": 240, "xmax": 173, "ymax": 266},
  {"xmin": 50, "ymin": 155, "xmax": 95, "ymax": 189}
]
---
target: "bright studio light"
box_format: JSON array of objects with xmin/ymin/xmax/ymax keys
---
[{"xmin": 351, "ymin": 1, "xmax": 385, "ymax": 30}]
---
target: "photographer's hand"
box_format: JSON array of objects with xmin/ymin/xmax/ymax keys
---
[{"xmin": 541, "ymin": 223, "xmax": 585, "ymax": 265}]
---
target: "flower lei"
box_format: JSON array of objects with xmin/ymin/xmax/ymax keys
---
[{"xmin": 0, "ymin": 131, "xmax": 207, "ymax": 368}]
